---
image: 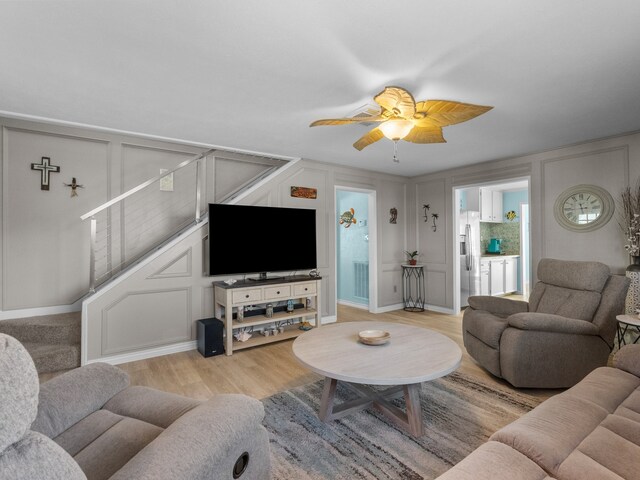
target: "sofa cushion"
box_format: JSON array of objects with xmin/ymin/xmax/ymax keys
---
[
  {"xmin": 463, "ymin": 310, "xmax": 509, "ymax": 349},
  {"xmin": 32, "ymin": 362, "xmax": 129, "ymax": 439},
  {"xmin": 614, "ymin": 388, "xmax": 640, "ymax": 423},
  {"xmin": 490, "ymin": 395, "xmax": 609, "ymax": 476},
  {"xmin": 0, "ymin": 334, "xmax": 40, "ymax": 454},
  {"xmin": 435, "ymin": 441, "xmax": 554, "ymax": 480},
  {"xmin": 54, "ymin": 410, "xmax": 124, "ymax": 457},
  {"xmin": 556, "ymin": 415, "xmax": 640, "ymax": 480},
  {"xmin": 536, "ymin": 258, "xmax": 610, "ymax": 292},
  {"xmin": 0, "ymin": 431, "xmax": 86, "ymax": 480},
  {"xmin": 563, "ymin": 367, "xmax": 640, "ymax": 413},
  {"xmin": 533, "ymin": 285, "xmax": 601, "ymax": 321},
  {"xmin": 103, "ymin": 385, "xmax": 201, "ymax": 429},
  {"xmin": 72, "ymin": 416, "xmax": 163, "ymax": 480}
]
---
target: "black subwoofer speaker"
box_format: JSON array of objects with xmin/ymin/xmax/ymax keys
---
[{"xmin": 197, "ymin": 318, "xmax": 224, "ymax": 357}]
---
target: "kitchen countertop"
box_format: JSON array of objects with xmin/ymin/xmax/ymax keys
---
[{"xmin": 481, "ymin": 254, "xmax": 520, "ymax": 259}]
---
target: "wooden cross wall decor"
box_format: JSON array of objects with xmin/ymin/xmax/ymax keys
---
[{"xmin": 31, "ymin": 156, "xmax": 60, "ymax": 190}]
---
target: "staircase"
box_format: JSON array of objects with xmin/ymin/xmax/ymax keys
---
[{"xmin": 0, "ymin": 312, "xmax": 81, "ymax": 373}]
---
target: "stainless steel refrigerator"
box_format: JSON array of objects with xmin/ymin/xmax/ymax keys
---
[{"xmin": 459, "ymin": 210, "xmax": 481, "ymax": 308}]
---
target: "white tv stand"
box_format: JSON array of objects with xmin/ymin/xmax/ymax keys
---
[{"xmin": 213, "ymin": 275, "xmax": 322, "ymax": 355}]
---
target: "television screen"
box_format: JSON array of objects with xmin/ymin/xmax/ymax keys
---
[{"xmin": 208, "ymin": 204, "xmax": 317, "ymax": 277}]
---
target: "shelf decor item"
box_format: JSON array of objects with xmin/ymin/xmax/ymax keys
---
[
  {"xmin": 619, "ymin": 180, "xmax": 640, "ymax": 314},
  {"xmin": 339, "ymin": 208, "xmax": 356, "ymax": 228},
  {"xmin": 404, "ymin": 250, "xmax": 419, "ymax": 266},
  {"xmin": 553, "ymin": 184, "xmax": 614, "ymax": 232},
  {"xmin": 358, "ymin": 329, "xmax": 390, "ymax": 346}
]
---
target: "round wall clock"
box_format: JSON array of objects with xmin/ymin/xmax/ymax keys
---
[{"xmin": 553, "ymin": 184, "xmax": 614, "ymax": 232}]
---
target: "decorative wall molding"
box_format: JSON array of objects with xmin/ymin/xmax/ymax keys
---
[
  {"xmin": 101, "ymin": 286, "xmax": 192, "ymax": 355},
  {"xmin": 147, "ymin": 248, "xmax": 193, "ymax": 279}
]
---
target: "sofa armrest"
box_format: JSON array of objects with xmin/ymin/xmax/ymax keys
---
[
  {"xmin": 468, "ymin": 296, "xmax": 529, "ymax": 316},
  {"xmin": 109, "ymin": 394, "xmax": 271, "ymax": 480},
  {"xmin": 31, "ymin": 363, "xmax": 129, "ymax": 439},
  {"xmin": 507, "ymin": 312, "xmax": 600, "ymax": 335},
  {"xmin": 613, "ymin": 344, "xmax": 640, "ymax": 377}
]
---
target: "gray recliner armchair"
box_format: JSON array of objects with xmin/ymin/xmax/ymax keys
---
[
  {"xmin": 463, "ymin": 258, "xmax": 630, "ymax": 388},
  {"xmin": 0, "ymin": 333, "xmax": 271, "ymax": 480}
]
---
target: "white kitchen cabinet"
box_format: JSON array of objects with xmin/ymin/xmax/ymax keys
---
[
  {"xmin": 489, "ymin": 260, "xmax": 505, "ymax": 295},
  {"xmin": 479, "ymin": 188, "xmax": 503, "ymax": 222},
  {"xmin": 482, "ymin": 256, "xmax": 519, "ymax": 296},
  {"xmin": 480, "ymin": 261, "xmax": 490, "ymax": 295},
  {"xmin": 504, "ymin": 257, "xmax": 518, "ymax": 293}
]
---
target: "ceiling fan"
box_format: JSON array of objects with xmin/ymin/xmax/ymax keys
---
[{"xmin": 310, "ymin": 86, "xmax": 493, "ymax": 162}]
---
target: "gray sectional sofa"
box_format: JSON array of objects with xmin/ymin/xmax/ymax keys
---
[
  {"xmin": 0, "ymin": 333, "xmax": 271, "ymax": 480},
  {"xmin": 437, "ymin": 344, "xmax": 640, "ymax": 479}
]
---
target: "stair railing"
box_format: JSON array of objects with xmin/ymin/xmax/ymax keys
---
[{"xmin": 81, "ymin": 148, "xmax": 214, "ymax": 292}]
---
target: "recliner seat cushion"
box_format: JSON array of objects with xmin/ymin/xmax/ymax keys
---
[{"xmin": 71, "ymin": 416, "xmax": 163, "ymax": 480}]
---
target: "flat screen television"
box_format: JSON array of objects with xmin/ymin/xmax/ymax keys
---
[{"xmin": 208, "ymin": 203, "xmax": 317, "ymax": 279}]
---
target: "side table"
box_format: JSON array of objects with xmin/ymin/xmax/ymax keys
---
[
  {"xmin": 401, "ymin": 264, "xmax": 426, "ymax": 312},
  {"xmin": 616, "ymin": 314, "xmax": 640, "ymax": 349}
]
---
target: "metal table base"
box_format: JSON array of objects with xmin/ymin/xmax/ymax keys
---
[{"xmin": 402, "ymin": 264, "xmax": 425, "ymax": 312}]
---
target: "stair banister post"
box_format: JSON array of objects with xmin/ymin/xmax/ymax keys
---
[
  {"xmin": 195, "ymin": 157, "xmax": 202, "ymax": 223},
  {"xmin": 89, "ymin": 216, "xmax": 97, "ymax": 293}
]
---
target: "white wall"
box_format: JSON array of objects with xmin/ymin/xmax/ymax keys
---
[
  {"xmin": 413, "ymin": 131, "xmax": 640, "ymax": 311},
  {"xmin": 0, "ymin": 116, "xmax": 283, "ymax": 314}
]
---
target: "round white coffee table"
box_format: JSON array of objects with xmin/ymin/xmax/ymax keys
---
[{"xmin": 292, "ymin": 321, "xmax": 462, "ymax": 436}]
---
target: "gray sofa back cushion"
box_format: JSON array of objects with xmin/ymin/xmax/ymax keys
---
[
  {"xmin": 533, "ymin": 284, "xmax": 602, "ymax": 321},
  {"xmin": 0, "ymin": 334, "xmax": 39, "ymax": 452},
  {"xmin": 0, "ymin": 333, "xmax": 86, "ymax": 480},
  {"xmin": 536, "ymin": 258, "xmax": 610, "ymax": 292}
]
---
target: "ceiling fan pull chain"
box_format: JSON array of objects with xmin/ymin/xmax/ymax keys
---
[{"xmin": 393, "ymin": 140, "xmax": 400, "ymax": 163}]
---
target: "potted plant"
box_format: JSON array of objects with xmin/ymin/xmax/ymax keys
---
[{"xmin": 404, "ymin": 250, "xmax": 420, "ymax": 265}]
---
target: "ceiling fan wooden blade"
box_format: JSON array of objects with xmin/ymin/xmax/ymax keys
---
[
  {"xmin": 353, "ymin": 128, "xmax": 384, "ymax": 151},
  {"xmin": 403, "ymin": 125, "xmax": 446, "ymax": 144},
  {"xmin": 374, "ymin": 86, "xmax": 416, "ymax": 118},
  {"xmin": 310, "ymin": 116, "xmax": 387, "ymax": 127},
  {"xmin": 414, "ymin": 100, "xmax": 493, "ymax": 127}
]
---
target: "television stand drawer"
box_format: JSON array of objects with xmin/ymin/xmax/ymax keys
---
[
  {"xmin": 264, "ymin": 285, "xmax": 292, "ymax": 301},
  {"xmin": 232, "ymin": 289, "xmax": 263, "ymax": 303},
  {"xmin": 294, "ymin": 282, "xmax": 317, "ymax": 296}
]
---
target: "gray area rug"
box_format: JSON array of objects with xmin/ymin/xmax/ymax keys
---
[{"xmin": 262, "ymin": 372, "xmax": 542, "ymax": 479}]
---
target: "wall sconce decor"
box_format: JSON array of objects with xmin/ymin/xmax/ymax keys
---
[
  {"xmin": 389, "ymin": 207, "xmax": 397, "ymax": 224},
  {"xmin": 63, "ymin": 177, "xmax": 84, "ymax": 197},
  {"xmin": 31, "ymin": 156, "xmax": 60, "ymax": 191},
  {"xmin": 423, "ymin": 204, "xmax": 439, "ymax": 232},
  {"xmin": 339, "ymin": 208, "xmax": 356, "ymax": 228}
]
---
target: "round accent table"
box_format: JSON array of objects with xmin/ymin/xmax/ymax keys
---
[
  {"xmin": 616, "ymin": 314, "xmax": 640, "ymax": 348},
  {"xmin": 292, "ymin": 321, "xmax": 462, "ymax": 437},
  {"xmin": 401, "ymin": 264, "xmax": 426, "ymax": 312}
]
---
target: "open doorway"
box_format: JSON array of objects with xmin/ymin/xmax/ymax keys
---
[
  {"xmin": 335, "ymin": 187, "xmax": 377, "ymax": 311},
  {"xmin": 454, "ymin": 178, "xmax": 531, "ymax": 313}
]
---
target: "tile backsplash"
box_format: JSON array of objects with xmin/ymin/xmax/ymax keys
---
[{"xmin": 480, "ymin": 222, "xmax": 520, "ymax": 255}]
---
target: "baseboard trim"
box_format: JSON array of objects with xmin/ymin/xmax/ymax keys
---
[
  {"xmin": 84, "ymin": 315, "xmax": 337, "ymax": 366},
  {"xmin": 85, "ymin": 340, "xmax": 197, "ymax": 366},
  {"xmin": 371, "ymin": 303, "xmax": 405, "ymax": 313},
  {"xmin": 425, "ymin": 304, "xmax": 456, "ymax": 315},
  {"xmin": 337, "ymin": 299, "xmax": 369, "ymax": 310}
]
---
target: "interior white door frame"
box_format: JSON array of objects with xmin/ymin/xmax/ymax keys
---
[
  {"xmin": 334, "ymin": 186, "xmax": 378, "ymax": 314},
  {"xmin": 452, "ymin": 176, "xmax": 531, "ymax": 314}
]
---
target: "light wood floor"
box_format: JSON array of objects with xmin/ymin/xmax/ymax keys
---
[{"xmin": 116, "ymin": 303, "xmax": 558, "ymax": 402}]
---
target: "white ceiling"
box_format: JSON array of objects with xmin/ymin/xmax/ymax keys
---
[{"xmin": 1, "ymin": 1, "xmax": 640, "ymax": 177}]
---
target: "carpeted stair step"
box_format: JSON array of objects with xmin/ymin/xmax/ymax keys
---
[
  {"xmin": 0, "ymin": 312, "xmax": 81, "ymax": 373},
  {"xmin": 0, "ymin": 312, "xmax": 80, "ymax": 344},
  {"xmin": 21, "ymin": 342, "xmax": 81, "ymax": 374}
]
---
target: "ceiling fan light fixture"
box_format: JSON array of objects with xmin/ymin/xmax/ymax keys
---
[{"xmin": 379, "ymin": 119, "xmax": 414, "ymax": 141}]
